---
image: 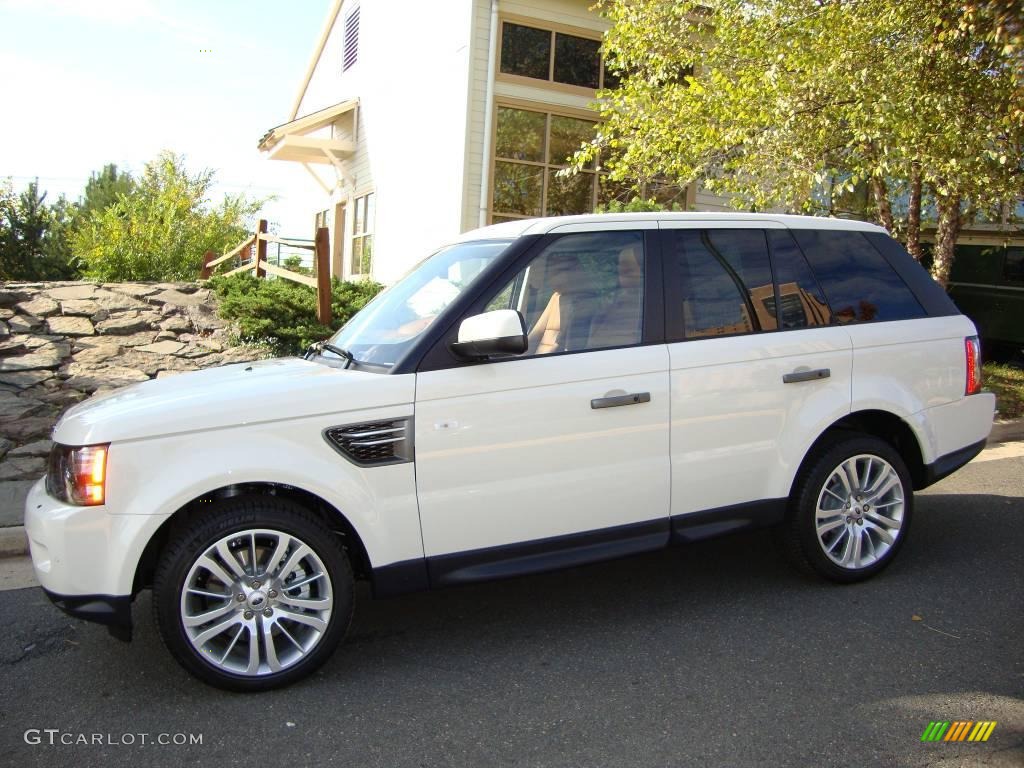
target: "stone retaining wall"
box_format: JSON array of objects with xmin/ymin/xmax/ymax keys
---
[{"xmin": 0, "ymin": 281, "xmax": 265, "ymax": 525}]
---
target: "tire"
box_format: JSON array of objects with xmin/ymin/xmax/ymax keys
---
[
  {"xmin": 153, "ymin": 496, "xmax": 354, "ymax": 692},
  {"xmin": 778, "ymin": 434, "xmax": 914, "ymax": 583}
]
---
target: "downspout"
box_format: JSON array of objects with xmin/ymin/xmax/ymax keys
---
[{"xmin": 478, "ymin": 0, "xmax": 499, "ymax": 228}]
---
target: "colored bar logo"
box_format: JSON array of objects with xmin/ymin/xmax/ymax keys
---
[{"xmin": 921, "ymin": 721, "xmax": 997, "ymax": 742}]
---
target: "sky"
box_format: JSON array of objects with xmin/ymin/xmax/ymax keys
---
[{"xmin": 0, "ymin": 0, "xmax": 332, "ymax": 234}]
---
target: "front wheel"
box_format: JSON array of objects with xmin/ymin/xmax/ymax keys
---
[
  {"xmin": 780, "ymin": 435, "xmax": 913, "ymax": 583},
  {"xmin": 153, "ymin": 497, "xmax": 354, "ymax": 691}
]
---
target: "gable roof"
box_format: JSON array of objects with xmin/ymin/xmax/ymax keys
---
[{"xmin": 288, "ymin": 0, "xmax": 346, "ymax": 121}]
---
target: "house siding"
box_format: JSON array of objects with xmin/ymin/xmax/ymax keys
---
[
  {"xmin": 277, "ymin": 0, "xmax": 738, "ymax": 283},
  {"xmin": 461, "ymin": 0, "xmax": 494, "ymax": 232}
]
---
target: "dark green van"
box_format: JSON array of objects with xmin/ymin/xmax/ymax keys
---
[{"xmin": 948, "ymin": 243, "xmax": 1024, "ymax": 358}]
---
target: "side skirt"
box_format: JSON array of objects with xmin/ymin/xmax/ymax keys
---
[
  {"xmin": 670, "ymin": 499, "xmax": 787, "ymax": 543},
  {"xmin": 370, "ymin": 499, "xmax": 788, "ymax": 597}
]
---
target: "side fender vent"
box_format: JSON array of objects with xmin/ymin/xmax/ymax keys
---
[{"xmin": 323, "ymin": 418, "xmax": 413, "ymax": 466}]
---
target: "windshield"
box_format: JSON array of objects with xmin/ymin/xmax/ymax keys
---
[{"xmin": 325, "ymin": 239, "xmax": 513, "ymax": 368}]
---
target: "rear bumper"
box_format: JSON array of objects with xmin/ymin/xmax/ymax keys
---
[
  {"xmin": 43, "ymin": 589, "xmax": 133, "ymax": 641},
  {"xmin": 920, "ymin": 438, "xmax": 987, "ymax": 489}
]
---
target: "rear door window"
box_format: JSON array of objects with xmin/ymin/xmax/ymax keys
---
[
  {"xmin": 666, "ymin": 228, "xmax": 776, "ymax": 339},
  {"xmin": 791, "ymin": 230, "xmax": 925, "ymax": 323},
  {"xmin": 767, "ymin": 230, "xmax": 833, "ymax": 328}
]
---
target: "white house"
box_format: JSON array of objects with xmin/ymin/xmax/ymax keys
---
[{"xmin": 258, "ymin": 0, "xmax": 728, "ymax": 284}]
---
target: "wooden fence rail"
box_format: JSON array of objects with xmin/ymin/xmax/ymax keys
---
[{"xmin": 200, "ymin": 218, "xmax": 332, "ymax": 324}]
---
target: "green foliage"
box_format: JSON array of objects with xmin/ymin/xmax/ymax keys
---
[
  {"xmin": 72, "ymin": 151, "xmax": 264, "ymax": 281},
  {"xmin": 281, "ymin": 254, "xmax": 310, "ymax": 275},
  {"xmin": 596, "ymin": 196, "xmax": 680, "ymax": 213},
  {"xmin": 583, "ymin": 0, "xmax": 1024, "ymax": 283},
  {"xmin": 210, "ymin": 273, "xmax": 384, "ymax": 355},
  {"xmin": 79, "ymin": 163, "xmax": 134, "ymax": 221},
  {"xmin": 0, "ymin": 179, "xmax": 81, "ymax": 280},
  {"xmin": 984, "ymin": 362, "xmax": 1024, "ymax": 419}
]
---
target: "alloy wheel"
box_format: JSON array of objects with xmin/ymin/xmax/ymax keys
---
[
  {"xmin": 814, "ymin": 453, "xmax": 905, "ymax": 570},
  {"xmin": 179, "ymin": 529, "xmax": 334, "ymax": 676}
]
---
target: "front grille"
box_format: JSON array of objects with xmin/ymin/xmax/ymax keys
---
[{"xmin": 323, "ymin": 418, "xmax": 413, "ymax": 466}]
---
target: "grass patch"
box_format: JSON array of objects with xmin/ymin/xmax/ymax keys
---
[{"xmin": 984, "ymin": 362, "xmax": 1024, "ymax": 420}]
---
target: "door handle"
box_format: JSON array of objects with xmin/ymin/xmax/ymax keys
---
[
  {"xmin": 591, "ymin": 392, "xmax": 651, "ymax": 409},
  {"xmin": 783, "ymin": 368, "xmax": 831, "ymax": 384}
]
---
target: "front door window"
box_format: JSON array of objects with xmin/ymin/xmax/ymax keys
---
[{"xmin": 484, "ymin": 231, "xmax": 646, "ymax": 354}]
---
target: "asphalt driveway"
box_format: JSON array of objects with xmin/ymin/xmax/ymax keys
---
[{"xmin": 0, "ymin": 450, "xmax": 1021, "ymax": 768}]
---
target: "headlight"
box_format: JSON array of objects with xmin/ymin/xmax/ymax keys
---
[{"xmin": 46, "ymin": 444, "xmax": 109, "ymax": 506}]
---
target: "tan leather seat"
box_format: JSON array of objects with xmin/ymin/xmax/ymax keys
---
[
  {"xmin": 587, "ymin": 244, "xmax": 644, "ymax": 349},
  {"xmin": 527, "ymin": 254, "xmax": 594, "ymax": 355},
  {"xmin": 528, "ymin": 291, "xmax": 567, "ymax": 354}
]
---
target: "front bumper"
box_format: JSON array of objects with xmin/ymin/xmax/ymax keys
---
[
  {"xmin": 43, "ymin": 589, "xmax": 133, "ymax": 641},
  {"xmin": 24, "ymin": 478, "xmax": 167, "ymax": 640}
]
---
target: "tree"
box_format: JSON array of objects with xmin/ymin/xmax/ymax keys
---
[
  {"xmin": 79, "ymin": 163, "xmax": 134, "ymax": 220},
  {"xmin": 578, "ymin": 0, "xmax": 1024, "ymax": 285},
  {"xmin": 72, "ymin": 151, "xmax": 264, "ymax": 281},
  {"xmin": 0, "ymin": 179, "xmax": 80, "ymax": 280}
]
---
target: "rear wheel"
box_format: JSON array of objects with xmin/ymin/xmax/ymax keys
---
[
  {"xmin": 780, "ymin": 435, "xmax": 913, "ymax": 583},
  {"xmin": 153, "ymin": 496, "xmax": 354, "ymax": 691}
]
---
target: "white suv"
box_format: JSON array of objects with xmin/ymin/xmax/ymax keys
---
[{"xmin": 25, "ymin": 213, "xmax": 994, "ymax": 690}]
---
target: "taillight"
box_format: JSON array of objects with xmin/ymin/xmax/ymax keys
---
[{"xmin": 965, "ymin": 336, "xmax": 982, "ymax": 395}]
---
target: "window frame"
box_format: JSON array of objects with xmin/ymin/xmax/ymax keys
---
[
  {"xmin": 489, "ymin": 101, "xmax": 601, "ymax": 223},
  {"xmin": 415, "ymin": 228, "xmax": 665, "ymax": 373},
  {"xmin": 349, "ymin": 191, "xmax": 375, "ymax": 277},
  {"xmin": 496, "ymin": 15, "xmax": 616, "ymax": 96}
]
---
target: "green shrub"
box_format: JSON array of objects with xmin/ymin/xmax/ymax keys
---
[
  {"xmin": 73, "ymin": 151, "xmax": 263, "ymax": 281},
  {"xmin": 210, "ymin": 273, "xmax": 384, "ymax": 355}
]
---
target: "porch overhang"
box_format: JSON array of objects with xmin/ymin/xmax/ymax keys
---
[
  {"xmin": 265, "ymin": 134, "xmax": 355, "ymax": 164},
  {"xmin": 257, "ymin": 98, "xmax": 359, "ymax": 165}
]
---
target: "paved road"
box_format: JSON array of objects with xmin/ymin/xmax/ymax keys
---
[{"xmin": 0, "ymin": 452, "xmax": 1021, "ymax": 768}]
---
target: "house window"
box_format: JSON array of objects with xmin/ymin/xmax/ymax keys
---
[
  {"xmin": 498, "ymin": 21, "xmax": 614, "ymax": 90},
  {"xmin": 350, "ymin": 192, "xmax": 374, "ymax": 275},
  {"xmin": 490, "ymin": 106, "xmax": 690, "ymax": 222},
  {"xmin": 491, "ymin": 106, "xmax": 599, "ymax": 222},
  {"xmin": 342, "ymin": 6, "xmax": 359, "ymax": 72}
]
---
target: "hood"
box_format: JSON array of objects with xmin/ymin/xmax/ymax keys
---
[{"xmin": 53, "ymin": 357, "xmax": 416, "ymax": 445}]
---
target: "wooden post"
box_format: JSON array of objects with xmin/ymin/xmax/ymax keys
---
[
  {"xmin": 254, "ymin": 219, "xmax": 268, "ymax": 278},
  {"xmin": 315, "ymin": 226, "xmax": 331, "ymax": 325},
  {"xmin": 199, "ymin": 249, "xmax": 216, "ymax": 279}
]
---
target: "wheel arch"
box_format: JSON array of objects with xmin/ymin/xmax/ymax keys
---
[
  {"xmin": 793, "ymin": 409, "xmax": 928, "ymax": 496},
  {"xmin": 132, "ymin": 483, "xmax": 373, "ymax": 595}
]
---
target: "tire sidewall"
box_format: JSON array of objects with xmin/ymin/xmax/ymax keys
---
[
  {"xmin": 154, "ymin": 497, "xmax": 354, "ymax": 692},
  {"xmin": 795, "ymin": 436, "xmax": 914, "ymax": 583}
]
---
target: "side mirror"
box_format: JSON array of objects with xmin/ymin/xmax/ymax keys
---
[{"xmin": 450, "ymin": 309, "xmax": 527, "ymax": 360}]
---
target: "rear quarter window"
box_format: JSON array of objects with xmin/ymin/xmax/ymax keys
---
[{"xmin": 791, "ymin": 230, "xmax": 926, "ymax": 323}]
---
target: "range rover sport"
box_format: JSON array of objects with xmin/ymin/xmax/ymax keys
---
[{"xmin": 26, "ymin": 213, "xmax": 995, "ymax": 690}]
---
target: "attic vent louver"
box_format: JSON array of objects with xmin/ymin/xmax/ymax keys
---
[
  {"xmin": 342, "ymin": 7, "xmax": 360, "ymax": 72},
  {"xmin": 323, "ymin": 418, "xmax": 412, "ymax": 466}
]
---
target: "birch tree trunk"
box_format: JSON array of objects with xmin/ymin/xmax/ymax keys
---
[
  {"xmin": 932, "ymin": 193, "xmax": 962, "ymax": 288},
  {"xmin": 869, "ymin": 176, "xmax": 895, "ymax": 234},
  {"xmin": 906, "ymin": 162, "xmax": 923, "ymax": 262}
]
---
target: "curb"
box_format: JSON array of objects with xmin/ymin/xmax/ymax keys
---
[
  {"xmin": 0, "ymin": 525, "xmax": 28, "ymax": 559},
  {"xmin": 991, "ymin": 418, "xmax": 1024, "ymax": 445}
]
